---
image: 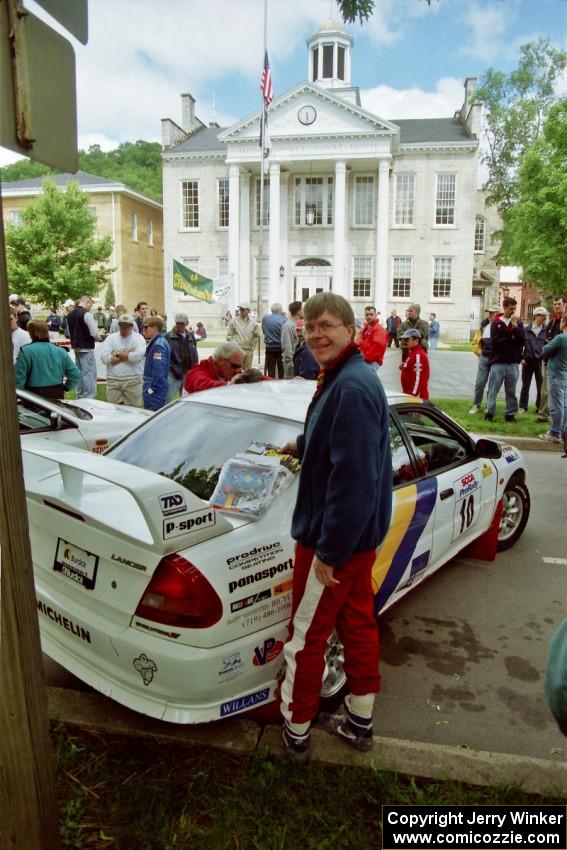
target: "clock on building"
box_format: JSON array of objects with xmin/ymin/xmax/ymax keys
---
[{"xmin": 298, "ymin": 105, "xmax": 317, "ymax": 126}]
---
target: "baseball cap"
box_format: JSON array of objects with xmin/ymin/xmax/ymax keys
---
[
  {"xmin": 174, "ymin": 313, "xmax": 189, "ymax": 324},
  {"xmin": 487, "ymin": 305, "xmax": 500, "ymax": 313},
  {"xmin": 533, "ymin": 307, "xmax": 548, "ymax": 316},
  {"xmin": 8, "ymin": 293, "xmax": 19, "ymax": 302},
  {"xmin": 63, "ymin": 298, "xmax": 75, "ymax": 307},
  {"xmin": 238, "ymin": 302, "xmax": 251, "ymax": 310},
  {"xmin": 401, "ymin": 328, "xmax": 422, "ymax": 340},
  {"xmin": 117, "ymin": 313, "xmax": 135, "ymax": 325}
]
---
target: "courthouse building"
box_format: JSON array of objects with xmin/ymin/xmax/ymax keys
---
[{"xmin": 162, "ymin": 19, "xmax": 493, "ymax": 339}]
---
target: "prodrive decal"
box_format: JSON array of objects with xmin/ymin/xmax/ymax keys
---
[{"xmin": 163, "ymin": 509, "xmax": 216, "ymax": 540}]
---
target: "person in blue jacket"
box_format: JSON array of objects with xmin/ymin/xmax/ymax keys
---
[{"xmin": 142, "ymin": 317, "xmax": 171, "ymax": 411}]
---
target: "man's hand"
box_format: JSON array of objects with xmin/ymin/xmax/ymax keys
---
[
  {"xmin": 313, "ymin": 555, "xmax": 339, "ymax": 587},
  {"xmin": 281, "ymin": 440, "xmax": 298, "ymax": 456}
]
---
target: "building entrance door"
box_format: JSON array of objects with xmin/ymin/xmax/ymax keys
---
[{"xmin": 293, "ymin": 262, "xmax": 333, "ymax": 302}]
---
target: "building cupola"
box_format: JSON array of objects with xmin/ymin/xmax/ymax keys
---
[{"xmin": 306, "ymin": 19, "xmax": 353, "ymax": 90}]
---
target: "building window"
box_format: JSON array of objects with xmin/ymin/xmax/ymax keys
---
[
  {"xmin": 433, "ymin": 256, "xmax": 453, "ymax": 299},
  {"xmin": 182, "ymin": 180, "xmax": 199, "ymax": 229},
  {"xmin": 337, "ymin": 46, "xmax": 345, "ymax": 80},
  {"xmin": 182, "ymin": 257, "xmax": 200, "ymax": 273},
  {"xmin": 147, "ymin": 219, "xmax": 153, "ymax": 247},
  {"xmin": 255, "ymin": 178, "xmax": 270, "ymax": 227},
  {"xmin": 130, "ymin": 212, "xmax": 138, "ymax": 242},
  {"xmin": 435, "ymin": 173, "xmax": 456, "ymax": 225},
  {"xmin": 474, "ymin": 215, "xmax": 485, "ymax": 252},
  {"xmin": 392, "ymin": 256, "xmax": 412, "ymax": 299},
  {"xmin": 312, "ymin": 47, "xmax": 318, "ymax": 81},
  {"xmin": 252, "ymin": 255, "xmax": 269, "ymax": 301},
  {"xmin": 394, "ymin": 173, "xmax": 415, "ymax": 226},
  {"xmin": 294, "ymin": 176, "xmax": 334, "ymax": 226},
  {"xmin": 352, "ymin": 256, "xmax": 372, "ymax": 299},
  {"xmin": 9, "ymin": 210, "xmax": 22, "ymax": 226},
  {"xmin": 217, "ymin": 178, "xmax": 229, "ymax": 228},
  {"xmin": 217, "ymin": 256, "xmax": 229, "ymax": 277},
  {"xmin": 353, "ymin": 176, "xmax": 375, "ymax": 226},
  {"xmin": 322, "ymin": 44, "xmax": 333, "ymax": 78}
]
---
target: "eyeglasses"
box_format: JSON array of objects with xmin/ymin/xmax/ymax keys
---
[
  {"xmin": 227, "ymin": 361, "xmax": 243, "ymax": 370},
  {"xmin": 303, "ymin": 321, "xmax": 345, "ymax": 337}
]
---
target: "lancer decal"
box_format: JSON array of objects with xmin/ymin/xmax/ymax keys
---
[{"xmin": 372, "ymin": 478, "xmax": 437, "ymax": 612}]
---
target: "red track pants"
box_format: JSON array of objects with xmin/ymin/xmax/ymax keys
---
[{"xmin": 280, "ymin": 543, "xmax": 381, "ymax": 725}]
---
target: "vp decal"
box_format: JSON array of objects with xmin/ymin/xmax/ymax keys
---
[{"xmin": 253, "ymin": 637, "xmax": 284, "ymax": 666}]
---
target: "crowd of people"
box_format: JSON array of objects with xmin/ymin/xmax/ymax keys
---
[{"xmin": 469, "ymin": 294, "xmax": 567, "ymax": 445}]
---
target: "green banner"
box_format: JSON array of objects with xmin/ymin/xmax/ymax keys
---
[{"xmin": 172, "ymin": 259, "xmax": 213, "ymax": 303}]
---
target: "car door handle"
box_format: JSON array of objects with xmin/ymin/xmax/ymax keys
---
[{"xmin": 440, "ymin": 488, "xmax": 454, "ymax": 500}]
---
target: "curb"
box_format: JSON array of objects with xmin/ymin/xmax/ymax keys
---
[
  {"xmin": 48, "ymin": 687, "xmax": 567, "ymax": 797},
  {"xmin": 486, "ymin": 434, "xmax": 565, "ymax": 453}
]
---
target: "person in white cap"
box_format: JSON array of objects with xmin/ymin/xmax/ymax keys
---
[
  {"xmin": 519, "ymin": 306, "xmax": 548, "ymax": 414},
  {"xmin": 468, "ymin": 304, "xmax": 500, "ymax": 414},
  {"xmin": 100, "ymin": 314, "xmax": 146, "ymax": 405},
  {"xmin": 226, "ymin": 302, "xmax": 259, "ymax": 370}
]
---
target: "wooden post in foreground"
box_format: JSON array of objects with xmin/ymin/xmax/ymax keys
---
[{"xmin": 0, "ymin": 189, "xmax": 61, "ymax": 848}]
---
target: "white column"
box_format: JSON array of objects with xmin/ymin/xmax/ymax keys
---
[
  {"xmin": 375, "ymin": 157, "xmax": 390, "ymax": 315},
  {"xmin": 333, "ymin": 160, "xmax": 347, "ymax": 298},
  {"xmin": 268, "ymin": 162, "xmax": 281, "ymax": 307},
  {"xmin": 280, "ymin": 171, "xmax": 289, "ymax": 304},
  {"xmin": 228, "ymin": 164, "xmax": 240, "ymax": 308},
  {"xmin": 239, "ymin": 171, "xmax": 250, "ymax": 305}
]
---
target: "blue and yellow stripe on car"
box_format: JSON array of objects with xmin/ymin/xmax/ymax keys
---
[{"xmin": 372, "ymin": 477, "xmax": 438, "ymax": 613}]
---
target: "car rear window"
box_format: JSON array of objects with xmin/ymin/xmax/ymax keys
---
[{"xmin": 107, "ymin": 402, "xmax": 300, "ymax": 501}]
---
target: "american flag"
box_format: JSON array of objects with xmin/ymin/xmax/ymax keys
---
[{"xmin": 261, "ymin": 50, "xmax": 273, "ymax": 106}]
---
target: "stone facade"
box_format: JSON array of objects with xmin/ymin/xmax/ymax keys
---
[{"xmin": 162, "ymin": 19, "xmax": 488, "ymax": 340}]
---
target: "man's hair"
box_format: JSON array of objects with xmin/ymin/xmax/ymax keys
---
[
  {"xmin": 78, "ymin": 295, "xmax": 93, "ymax": 307},
  {"xmin": 213, "ymin": 341, "xmax": 244, "ymax": 362},
  {"xmin": 430, "ymin": 312, "xmax": 436, "ymax": 318},
  {"xmin": 502, "ymin": 296, "xmax": 517, "ymax": 308},
  {"xmin": 15, "ymin": 296, "xmax": 27, "ymax": 306},
  {"xmin": 27, "ymin": 320, "xmax": 50, "ymax": 341},
  {"xmin": 233, "ymin": 368, "xmax": 263, "ymax": 384},
  {"xmin": 144, "ymin": 316, "xmax": 163, "ymax": 332},
  {"xmin": 365, "ymin": 305, "xmax": 376, "ymax": 312},
  {"xmin": 136, "ymin": 302, "xmax": 148, "ymax": 311},
  {"xmin": 271, "ymin": 303, "xmax": 282, "ymax": 313},
  {"xmin": 288, "ymin": 301, "xmax": 302, "ymax": 317},
  {"xmin": 303, "ymin": 293, "xmax": 354, "ymax": 326},
  {"xmin": 409, "ymin": 303, "xmax": 421, "ymax": 313}
]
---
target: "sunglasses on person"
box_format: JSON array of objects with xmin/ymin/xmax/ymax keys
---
[{"xmin": 227, "ymin": 360, "xmax": 243, "ymax": 370}]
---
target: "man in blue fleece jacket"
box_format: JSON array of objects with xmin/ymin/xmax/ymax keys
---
[{"xmin": 280, "ymin": 293, "xmax": 392, "ymax": 759}]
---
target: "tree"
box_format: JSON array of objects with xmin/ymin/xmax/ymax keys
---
[
  {"xmin": 5, "ymin": 179, "xmax": 114, "ymax": 308},
  {"xmin": 499, "ymin": 101, "xmax": 567, "ymax": 293},
  {"xmin": 474, "ymin": 38, "xmax": 567, "ymax": 212},
  {"xmin": 338, "ymin": 0, "xmax": 435, "ymax": 24},
  {"xmin": 104, "ymin": 280, "xmax": 116, "ymax": 308}
]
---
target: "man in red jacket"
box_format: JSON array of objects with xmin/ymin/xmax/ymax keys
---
[
  {"xmin": 183, "ymin": 341, "xmax": 244, "ymax": 394},
  {"xmin": 355, "ymin": 305, "xmax": 388, "ymax": 372},
  {"xmin": 400, "ymin": 328, "xmax": 430, "ymax": 399}
]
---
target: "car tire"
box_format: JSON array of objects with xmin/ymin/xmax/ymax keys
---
[
  {"xmin": 497, "ymin": 480, "xmax": 530, "ymax": 551},
  {"xmin": 319, "ymin": 630, "xmax": 347, "ymax": 711}
]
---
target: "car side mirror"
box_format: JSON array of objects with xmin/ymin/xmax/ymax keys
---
[
  {"xmin": 50, "ymin": 412, "xmax": 62, "ymax": 431},
  {"xmin": 475, "ymin": 438, "xmax": 502, "ymax": 459}
]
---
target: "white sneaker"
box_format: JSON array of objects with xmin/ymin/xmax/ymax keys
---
[
  {"xmin": 468, "ymin": 404, "xmax": 480, "ymax": 414},
  {"xmin": 538, "ymin": 432, "xmax": 561, "ymax": 444}
]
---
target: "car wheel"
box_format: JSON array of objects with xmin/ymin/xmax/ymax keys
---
[
  {"xmin": 497, "ymin": 480, "xmax": 530, "ymax": 551},
  {"xmin": 319, "ymin": 630, "xmax": 347, "ymax": 710}
]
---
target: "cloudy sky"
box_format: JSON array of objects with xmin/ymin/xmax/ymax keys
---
[{"xmin": 1, "ymin": 0, "xmax": 566, "ymax": 165}]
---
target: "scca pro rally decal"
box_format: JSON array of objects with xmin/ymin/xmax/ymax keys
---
[
  {"xmin": 163, "ymin": 509, "xmax": 216, "ymax": 540},
  {"xmin": 452, "ymin": 467, "xmax": 481, "ymax": 541},
  {"xmin": 253, "ymin": 637, "xmax": 284, "ymax": 666},
  {"xmin": 220, "ymin": 687, "xmax": 270, "ymax": 717},
  {"xmin": 228, "ymin": 558, "xmax": 293, "ymax": 594}
]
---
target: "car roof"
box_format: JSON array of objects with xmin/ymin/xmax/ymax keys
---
[{"xmin": 179, "ymin": 380, "xmax": 410, "ymax": 422}]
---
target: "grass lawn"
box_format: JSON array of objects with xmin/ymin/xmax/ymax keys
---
[
  {"xmin": 440, "ymin": 343, "xmax": 475, "ymax": 352},
  {"xmin": 431, "ymin": 398, "xmax": 547, "ymax": 438},
  {"xmin": 54, "ymin": 726, "xmax": 562, "ymax": 850}
]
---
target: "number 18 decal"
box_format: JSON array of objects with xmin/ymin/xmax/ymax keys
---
[{"xmin": 452, "ymin": 468, "xmax": 481, "ymax": 541}]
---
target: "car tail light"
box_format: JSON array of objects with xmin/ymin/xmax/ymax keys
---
[{"xmin": 134, "ymin": 554, "xmax": 222, "ymax": 629}]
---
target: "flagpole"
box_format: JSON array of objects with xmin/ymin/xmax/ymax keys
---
[{"xmin": 257, "ymin": 0, "xmax": 268, "ymax": 370}]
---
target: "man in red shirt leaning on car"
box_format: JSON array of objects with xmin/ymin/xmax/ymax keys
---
[
  {"xmin": 355, "ymin": 305, "xmax": 388, "ymax": 372},
  {"xmin": 183, "ymin": 341, "xmax": 244, "ymax": 394}
]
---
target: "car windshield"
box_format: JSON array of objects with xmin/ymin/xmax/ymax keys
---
[{"xmin": 108, "ymin": 402, "xmax": 300, "ymax": 501}]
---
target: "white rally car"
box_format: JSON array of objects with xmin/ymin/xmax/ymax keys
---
[
  {"xmin": 22, "ymin": 381, "xmax": 530, "ymax": 724},
  {"xmin": 17, "ymin": 389, "xmax": 152, "ymax": 453}
]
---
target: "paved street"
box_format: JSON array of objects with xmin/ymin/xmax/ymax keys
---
[{"xmin": 377, "ymin": 449, "xmax": 566, "ymax": 761}]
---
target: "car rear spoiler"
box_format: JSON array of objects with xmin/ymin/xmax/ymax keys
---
[{"xmin": 21, "ymin": 440, "xmax": 233, "ymax": 555}]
